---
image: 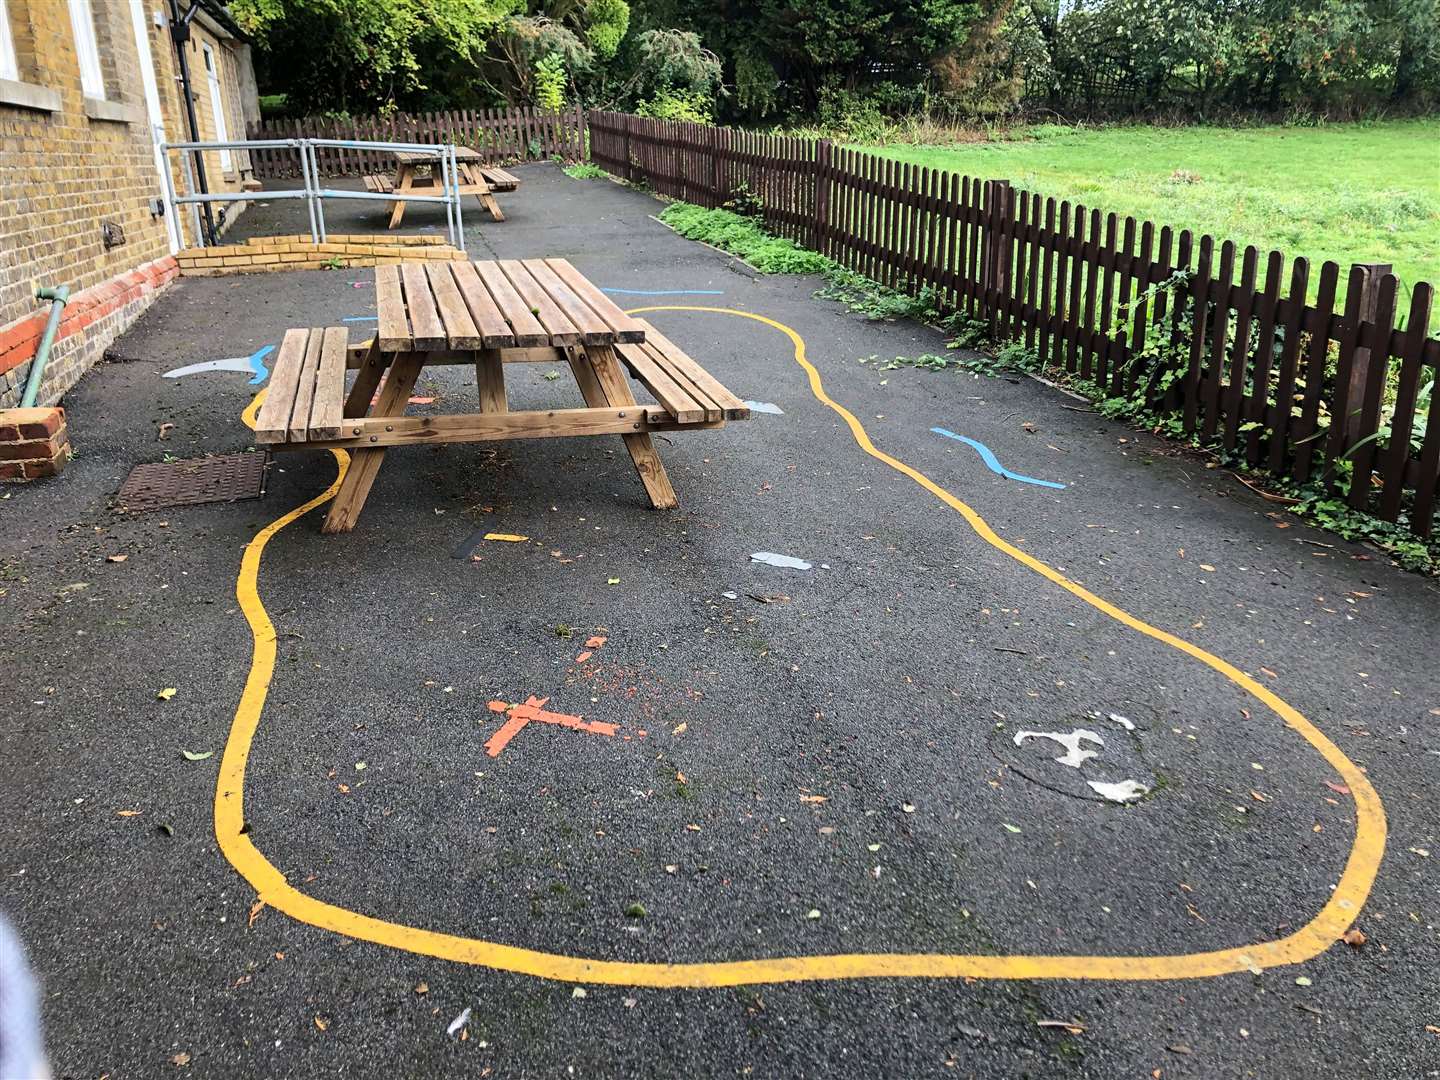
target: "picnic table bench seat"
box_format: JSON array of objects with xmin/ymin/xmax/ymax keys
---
[
  {"xmin": 254, "ymin": 327, "xmax": 349, "ymax": 445},
  {"xmin": 616, "ymin": 321, "xmax": 749, "ymax": 425}
]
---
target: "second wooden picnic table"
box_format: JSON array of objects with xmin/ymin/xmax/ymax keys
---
[
  {"xmin": 253, "ymin": 257, "xmax": 750, "ymax": 533},
  {"xmin": 362, "ymin": 147, "xmax": 521, "ymax": 227}
]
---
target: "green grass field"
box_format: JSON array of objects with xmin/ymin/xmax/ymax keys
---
[{"xmin": 865, "ymin": 120, "xmax": 1440, "ymax": 301}]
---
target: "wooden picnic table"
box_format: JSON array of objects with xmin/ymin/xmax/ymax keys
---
[
  {"xmin": 362, "ymin": 147, "xmax": 522, "ymax": 226},
  {"xmin": 254, "ymin": 258, "xmax": 749, "ymax": 533}
]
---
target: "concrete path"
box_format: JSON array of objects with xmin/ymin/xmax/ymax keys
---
[{"xmin": 2, "ymin": 164, "xmax": 1437, "ymax": 1078}]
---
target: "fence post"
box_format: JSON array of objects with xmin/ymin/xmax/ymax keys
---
[
  {"xmin": 981, "ymin": 179, "xmax": 1012, "ymax": 323},
  {"xmin": 622, "ymin": 114, "xmax": 632, "ymax": 183},
  {"xmin": 813, "ymin": 139, "xmax": 832, "ymax": 256},
  {"xmin": 1342, "ymin": 261, "xmax": 1392, "ymax": 446}
]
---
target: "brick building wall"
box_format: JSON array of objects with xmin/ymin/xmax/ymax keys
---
[{"xmin": 0, "ymin": 0, "xmax": 257, "ymax": 409}]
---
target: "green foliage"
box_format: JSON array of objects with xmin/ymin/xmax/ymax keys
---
[
  {"xmin": 534, "ymin": 52, "xmax": 568, "ymax": 111},
  {"xmin": 721, "ymin": 183, "xmax": 764, "ymax": 218},
  {"xmin": 563, "ymin": 162, "xmax": 609, "ymax": 178},
  {"xmin": 232, "ymin": 0, "xmax": 518, "ymax": 114},
  {"xmin": 858, "ymin": 353, "xmax": 964, "ymax": 371},
  {"xmin": 1036, "ymin": 0, "xmax": 1440, "ymax": 117},
  {"xmin": 815, "ymin": 268, "xmax": 944, "ymax": 323},
  {"xmin": 657, "ymin": 204, "xmax": 832, "ymax": 274},
  {"xmin": 585, "ymin": 0, "xmax": 631, "ymax": 60},
  {"xmin": 635, "ymin": 87, "xmax": 714, "ymax": 122}
]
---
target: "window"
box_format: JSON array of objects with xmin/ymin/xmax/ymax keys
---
[
  {"xmin": 0, "ymin": 0, "xmax": 18, "ymax": 83},
  {"xmin": 68, "ymin": 0, "xmax": 105, "ymax": 99}
]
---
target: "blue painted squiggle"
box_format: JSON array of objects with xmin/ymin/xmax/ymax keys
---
[
  {"xmin": 930, "ymin": 427, "xmax": 1067, "ymax": 490},
  {"xmin": 600, "ymin": 288, "xmax": 724, "ymax": 296},
  {"xmin": 246, "ymin": 345, "xmax": 275, "ymax": 385}
]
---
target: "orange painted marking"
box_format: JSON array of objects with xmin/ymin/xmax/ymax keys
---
[
  {"xmin": 486, "ymin": 700, "xmax": 509, "ymax": 714},
  {"xmin": 483, "ymin": 695, "xmax": 619, "ymax": 758}
]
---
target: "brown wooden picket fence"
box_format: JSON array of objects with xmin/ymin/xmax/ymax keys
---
[
  {"xmin": 588, "ymin": 109, "xmax": 1440, "ymax": 539},
  {"xmin": 245, "ymin": 107, "xmax": 586, "ymax": 178}
]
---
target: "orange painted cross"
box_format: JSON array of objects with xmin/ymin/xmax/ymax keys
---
[{"xmin": 484, "ymin": 696, "xmax": 619, "ymax": 758}]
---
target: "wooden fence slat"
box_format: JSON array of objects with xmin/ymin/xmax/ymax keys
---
[
  {"xmin": 1378, "ymin": 284, "xmax": 1432, "ymax": 521},
  {"xmin": 1345, "ymin": 274, "xmax": 1400, "ymax": 510},
  {"xmin": 1222, "ymin": 245, "xmax": 1260, "ymax": 450}
]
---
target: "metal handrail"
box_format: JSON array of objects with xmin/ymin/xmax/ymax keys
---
[{"xmin": 160, "ymin": 138, "xmax": 467, "ymax": 253}]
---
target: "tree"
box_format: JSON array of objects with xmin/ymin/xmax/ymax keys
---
[{"xmin": 232, "ymin": 0, "xmax": 518, "ymax": 114}]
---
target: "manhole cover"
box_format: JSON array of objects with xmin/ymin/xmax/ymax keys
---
[{"xmin": 118, "ymin": 452, "xmax": 269, "ymax": 512}]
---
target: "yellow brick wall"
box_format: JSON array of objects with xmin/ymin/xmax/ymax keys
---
[
  {"xmin": 0, "ymin": 1, "xmax": 257, "ymax": 403},
  {"xmin": 0, "ymin": 0, "xmax": 172, "ymax": 330}
]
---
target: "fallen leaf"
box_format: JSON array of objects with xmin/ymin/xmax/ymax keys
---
[
  {"xmin": 1260, "ymin": 667, "xmax": 1279, "ymax": 679},
  {"xmin": 1002, "ymin": 823, "xmax": 1022, "ymax": 833},
  {"xmin": 585, "ymin": 635, "xmax": 607, "ymax": 648},
  {"xmin": 180, "ymin": 749, "xmax": 213, "ymax": 761},
  {"xmin": 1324, "ymin": 780, "xmax": 1350, "ymax": 795},
  {"xmin": 157, "ymin": 687, "xmax": 178, "ymax": 701},
  {"xmin": 1249, "ymin": 790, "xmax": 1270, "ymax": 802},
  {"xmin": 248, "ymin": 900, "xmax": 265, "ymax": 927},
  {"xmin": 671, "ymin": 722, "xmax": 687, "ymax": 736},
  {"xmin": 1199, "ymin": 564, "xmax": 1216, "ymax": 572},
  {"xmin": 483, "ymin": 533, "xmax": 528, "ymax": 542},
  {"xmin": 901, "ymin": 802, "xmax": 916, "ymax": 814},
  {"xmin": 867, "ymin": 843, "xmax": 881, "ymax": 852},
  {"xmin": 1341, "ymin": 928, "xmax": 1366, "ymax": 947},
  {"xmin": 116, "ymin": 809, "xmax": 142, "ymax": 817},
  {"xmin": 314, "ymin": 1016, "xmax": 328, "ymax": 1031},
  {"xmin": 607, "ymin": 577, "xmax": 621, "ymax": 586},
  {"xmin": 1409, "ymin": 847, "xmax": 1430, "ymax": 857},
  {"xmin": 1295, "ymin": 976, "xmax": 1312, "ymax": 986},
  {"xmin": 337, "ymin": 784, "xmax": 350, "ymax": 794},
  {"xmin": 171, "ymin": 1052, "xmax": 191, "ymax": 1067},
  {"xmin": 576, "ymin": 651, "xmax": 593, "ymax": 663},
  {"xmin": 107, "ymin": 554, "xmax": 128, "ymax": 563},
  {"xmin": 572, "ymin": 987, "xmax": 587, "ymax": 998},
  {"xmin": 806, "ymin": 909, "xmax": 821, "ymax": 920},
  {"xmin": 1036, "ymin": 1020, "xmax": 1085, "ymax": 1035},
  {"xmin": 623, "ymin": 997, "xmax": 637, "ymax": 1008},
  {"xmin": 355, "ymin": 762, "xmax": 367, "ymax": 771},
  {"xmin": 415, "ymin": 982, "xmax": 429, "ymax": 994},
  {"xmin": 685, "ymin": 823, "xmax": 701, "ymax": 832},
  {"xmin": 800, "ymin": 794, "xmax": 828, "ymax": 804}
]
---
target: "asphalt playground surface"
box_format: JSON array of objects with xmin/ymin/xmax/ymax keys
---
[{"xmin": 2, "ymin": 164, "xmax": 1438, "ymax": 1078}]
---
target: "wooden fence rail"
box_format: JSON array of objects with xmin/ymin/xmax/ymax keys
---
[
  {"xmin": 245, "ymin": 107, "xmax": 586, "ymax": 178},
  {"xmin": 588, "ymin": 109, "xmax": 1440, "ymax": 539}
]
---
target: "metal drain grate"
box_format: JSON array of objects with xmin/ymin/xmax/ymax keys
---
[{"xmin": 118, "ymin": 452, "xmax": 270, "ymax": 512}]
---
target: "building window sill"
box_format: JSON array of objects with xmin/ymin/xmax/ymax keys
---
[
  {"xmin": 0, "ymin": 78, "xmax": 61, "ymax": 113},
  {"xmin": 84, "ymin": 97, "xmax": 142, "ymax": 125}
]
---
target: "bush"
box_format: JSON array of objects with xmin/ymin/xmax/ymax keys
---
[
  {"xmin": 635, "ymin": 87, "xmax": 715, "ymax": 124},
  {"xmin": 657, "ymin": 204, "xmax": 832, "ymax": 274}
]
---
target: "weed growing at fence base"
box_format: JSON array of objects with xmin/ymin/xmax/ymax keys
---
[
  {"xmin": 563, "ymin": 162, "xmax": 608, "ymax": 179},
  {"xmin": 865, "ymin": 119, "xmax": 1440, "ymax": 298},
  {"xmin": 658, "ymin": 204, "xmax": 832, "ymax": 274}
]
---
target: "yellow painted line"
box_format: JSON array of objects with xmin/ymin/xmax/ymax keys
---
[{"xmin": 217, "ymin": 309, "xmax": 1385, "ymax": 986}]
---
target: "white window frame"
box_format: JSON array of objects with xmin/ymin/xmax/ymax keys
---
[
  {"xmin": 0, "ymin": 0, "xmax": 20, "ymax": 83},
  {"xmin": 201, "ymin": 43, "xmax": 232, "ymax": 171},
  {"xmin": 68, "ymin": 0, "xmax": 105, "ymax": 99}
]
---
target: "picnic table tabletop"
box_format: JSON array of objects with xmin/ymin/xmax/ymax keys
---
[
  {"xmin": 393, "ymin": 146, "xmax": 485, "ymax": 165},
  {"xmin": 375, "ymin": 259, "xmax": 648, "ymax": 352}
]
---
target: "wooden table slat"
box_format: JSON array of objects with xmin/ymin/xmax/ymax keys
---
[
  {"xmin": 255, "ymin": 328, "xmax": 312, "ymax": 443},
  {"xmin": 400, "ymin": 263, "xmax": 446, "ymax": 349},
  {"xmin": 309, "ymin": 327, "xmax": 348, "ymax": 440},
  {"xmin": 473, "ymin": 261, "xmax": 551, "ymax": 347},
  {"xmin": 636, "ymin": 320, "xmax": 749, "ymax": 418},
  {"xmin": 520, "ymin": 259, "xmax": 611, "ymax": 345},
  {"xmin": 615, "ymin": 341, "xmax": 707, "ymax": 423},
  {"xmin": 375, "ymin": 265, "xmax": 411, "ymax": 352},
  {"xmin": 287, "ymin": 328, "xmax": 325, "ymax": 443},
  {"xmin": 448, "ymin": 262, "xmax": 516, "ymax": 349},
  {"xmin": 424, "ymin": 262, "xmax": 482, "ymax": 349},
  {"xmin": 497, "ymin": 259, "xmax": 582, "ymax": 346},
  {"xmin": 545, "ymin": 258, "xmax": 648, "ymax": 343}
]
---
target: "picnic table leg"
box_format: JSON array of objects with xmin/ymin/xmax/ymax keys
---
[
  {"xmin": 323, "ymin": 351, "xmax": 424, "ymax": 534},
  {"xmin": 461, "ymin": 162, "xmax": 504, "ymax": 222},
  {"xmin": 343, "ymin": 339, "xmax": 387, "ymax": 418},
  {"xmin": 475, "ymin": 348, "xmax": 507, "ymax": 412},
  {"xmin": 570, "ymin": 345, "xmax": 678, "ymax": 510},
  {"xmin": 387, "ymin": 164, "xmax": 413, "ymax": 230}
]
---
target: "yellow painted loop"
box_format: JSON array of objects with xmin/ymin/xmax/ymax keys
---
[{"xmin": 218, "ymin": 308, "xmax": 1385, "ymax": 986}]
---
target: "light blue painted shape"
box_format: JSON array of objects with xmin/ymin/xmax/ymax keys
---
[
  {"xmin": 245, "ymin": 345, "xmax": 274, "ymax": 385},
  {"xmin": 930, "ymin": 427, "xmax": 1068, "ymax": 490},
  {"xmin": 744, "ymin": 400, "xmax": 785, "ymax": 415},
  {"xmin": 342, "ymin": 316, "xmax": 378, "ymax": 322},
  {"xmin": 162, "ymin": 343, "xmax": 273, "ymax": 385},
  {"xmin": 599, "ymin": 288, "xmax": 725, "ymax": 296}
]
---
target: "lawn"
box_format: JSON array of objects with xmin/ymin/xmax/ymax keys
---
[{"xmin": 864, "ymin": 119, "xmax": 1440, "ymax": 303}]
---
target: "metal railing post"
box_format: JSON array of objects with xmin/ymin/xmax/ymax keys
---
[
  {"xmin": 449, "ymin": 144, "xmax": 465, "ymax": 252},
  {"xmin": 179, "ymin": 150, "xmax": 204, "ymax": 247},
  {"xmin": 296, "ymin": 139, "xmax": 318, "ymax": 244},
  {"xmin": 159, "ymin": 144, "xmax": 183, "ymax": 253},
  {"xmin": 307, "ymin": 142, "xmax": 327, "ymax": 243}
]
